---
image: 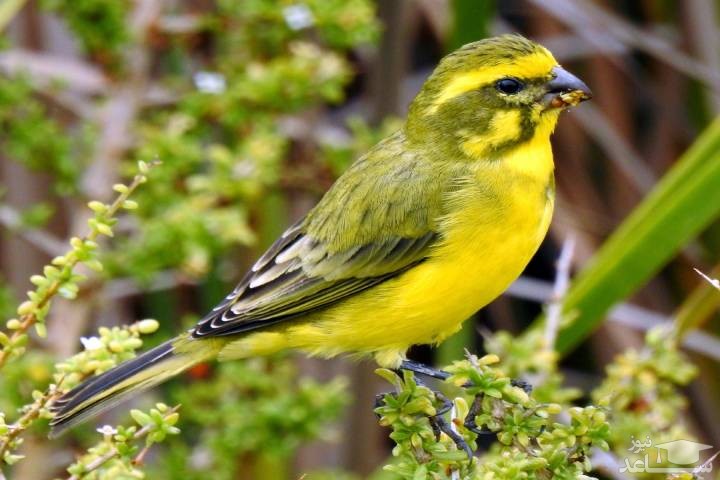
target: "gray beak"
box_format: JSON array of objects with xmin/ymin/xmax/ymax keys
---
[{"xmin": 544, "ymin": 66, "xmax": 592, "ymax": 108}]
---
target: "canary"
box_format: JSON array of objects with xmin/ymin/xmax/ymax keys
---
[{"xmin": 50, "ymin": 34, "xmax": 591, "ymax": 435}]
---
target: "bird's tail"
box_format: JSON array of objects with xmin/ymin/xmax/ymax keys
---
[{"xmin": 49, "ymin": 335, "xmax": 220, "ymax": 437}]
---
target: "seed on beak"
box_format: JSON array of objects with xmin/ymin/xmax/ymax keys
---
[
  {"xmin": 555, "ymin": 90, "xmax": 589, "ymax": 107},
  {"xmin": 544, "ymin": 66, "xmax": 592, "ymax": 109}
]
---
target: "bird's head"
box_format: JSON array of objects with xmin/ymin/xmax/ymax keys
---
[{"xmin": 406, "ymin": 34, "xmax": 591, "ymax": 159}]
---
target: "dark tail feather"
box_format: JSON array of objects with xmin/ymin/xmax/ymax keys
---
[{"xmin": 49, "ymin": 336, "xmax": 216, "ymax": 437}]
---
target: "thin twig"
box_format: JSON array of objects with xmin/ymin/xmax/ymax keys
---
[
  {"xmin": 544, "ymin": 236, "xmax": 576, "ymax": 350},
  {"xmin": 81, "ymin": 0, "xmax": 160, "ymax": 200},
  {"xmin": 536, "ymin": 32, "xmax": 630, "ymax": 61},
  {"xmin": 66, "ymin": 405, "xmax": 180, "ymax": 480},
  {"xmin": 694, "ymin": 449, "xmax": 720, "ymax": 477},
  {"xmin": 0, "ymin": 50, "xmax": 107, "ymax": 94},
  {"xmin": 0, "ymin": 172, "xmax": 149, "ymax": 371},
  {"xmin": 0, "ymin": 383, "xmax": 62, "ymax": 463},
  {"xmin": 694, "ymin": 268, "xmax": 720, "ymax": 290},
  {"xmin": 507, "ymin": 276, "xmax": 720, "ymax": 362},
  {"xmin": 684, "ymin": 0, "xmax": 720, "ymax": 113}
]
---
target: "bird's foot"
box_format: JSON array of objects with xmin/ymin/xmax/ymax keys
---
[
  {"xmin": 462, "ymin": 394, "xmax": 492, "ymax": 435},
  {"xmin": 374, "ymin": 377, "xmax": 474, "ymax": 459},
  {"xmin": 427, "ymin": 389, "xmax": 474, "ymax": 459},
  {"xmin": 398, "ymin": 359, "xmax": 451, "ymax": 380},
  {"xmin": 399, "ymin": 359, "xmax": 533, "ymax": 392},
  {"xmin": 398, "ymin": 359, "xmax": 533, "ymax": 436}
]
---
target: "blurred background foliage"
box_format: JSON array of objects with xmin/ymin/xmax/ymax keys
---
[{"xmin": 2, "ymin": 0, "xmax": 720, "ymax": 479}]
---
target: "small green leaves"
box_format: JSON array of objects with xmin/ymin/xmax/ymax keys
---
[
  {"xmin": 0, "ymin": 163, "xmax": 153, "ymax": 376},
  {"xmin": 375, "ymin": 369, "xmax": 475, "ymax": 478},
  {"xmin": 87, "ymin": 200, "xmax": 107, "ymax": 214},
  {"xmin": 65, "ymin": 404, "xmax": 180, "ymax": 479},
  {"xmin": 136, "ymin": 319, "xmax": 159, "ymax": 335},
  {"xmin": 138, "ymin": 160, "xmax": 150, "ymax": 174},
  {"xmin": 54, "ymin": 320, "xmax": 159, "ymax": 390},
  {"xmin": 5, "ymin": 319, "xmax": 20, "ymax": 330},
  {"xmin": 375, "ymin": 345, "xmax": 612, "ymax": 479},
  {"xmin": 0, "ymin": 2, "xmax": 378, "ymax": 477},
  {"xmin": 130, "ymin": 409, "xmax": 151, "ymax": 427},
  {"xmin": 16, "ymin": 301, "xmax": 33, "ymax": 316},
  {"xmin": 0, "ymin": 74, "xmax": 78, "ymax": 193}
]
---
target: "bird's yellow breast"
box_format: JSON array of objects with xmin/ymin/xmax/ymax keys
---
[
  {"xmin": 358, "ymin": 137, "xmax": 555, "ymax": 358},
  {"xmin": 220, "ymin": 134, "xmax": 555, "ymax": 367}
]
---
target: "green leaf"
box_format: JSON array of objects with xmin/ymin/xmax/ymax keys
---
[
  {"xmin": 545, "ymin": 119, "xmax": 720, "ymax": 353},
  {"xmin": 130, "ymin": 409, "xmax": 151, "ymax": 427}
]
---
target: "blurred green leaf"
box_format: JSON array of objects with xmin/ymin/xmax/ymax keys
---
[
  {"xmin": 545, "ymin": 118, "xmax": 720, "ymax": 353},
  {"xmin": 449, "ymin": 0, "xmax": 494, "ymax": 50}
]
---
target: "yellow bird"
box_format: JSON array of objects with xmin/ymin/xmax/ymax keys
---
[{"xmin": 50, "ymin": 34, "xmax": 591, "ymax": 435}]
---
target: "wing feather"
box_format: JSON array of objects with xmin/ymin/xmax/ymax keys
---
[{"xmin": 191, "ymin": 130, "xmax": 454, "ymax": 339}]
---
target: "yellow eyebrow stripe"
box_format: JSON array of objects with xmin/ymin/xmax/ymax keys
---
[{"xmin": 427, "ymin": 50, "xmax": 557, "ymax": 114}]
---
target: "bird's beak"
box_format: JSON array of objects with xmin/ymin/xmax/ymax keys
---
[{"xmin": 543, "ymin": 66, "xmax": 592, "ymax": 109}]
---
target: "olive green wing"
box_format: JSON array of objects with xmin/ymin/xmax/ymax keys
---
[{"xmin": 192, "ymin": 132, "xmax": 446, "ymax": 338}]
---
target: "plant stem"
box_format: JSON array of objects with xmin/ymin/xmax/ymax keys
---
[
  {"xmin": 0, "ymin": 385, "xmax": 61, "ymax": 463},
  {"xmin": 66, "ymin": 405, "xmax": 179, "ymax": 480},
  {"xmin": 0, "ymin": 170, "xmax": 150, "ymax": 371}
]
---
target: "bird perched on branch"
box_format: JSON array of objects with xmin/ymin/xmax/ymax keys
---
[{"xmin": 50, "ymin": 34, "xmax": 591, "ymax": 436}]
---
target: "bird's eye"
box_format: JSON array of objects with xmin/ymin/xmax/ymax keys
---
[{"xmin": 495, "ymin": 78, "xmax": 524, "ymax": 95}]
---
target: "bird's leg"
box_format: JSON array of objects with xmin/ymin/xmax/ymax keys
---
[
  {"xmin": 399, "ymin": 359, "xmax": 450, "ymax": 380},
  {"xmin": 425, "ymin": 388, "xmax": 473, "ymax": 459},
  {"xmin": 374, "ymin": 367, "xmax": 474, "ymax": 459},
  {"xmin": 400, "ymin": 359, "xmax": 534, "ymax": 437},
  {"xmin": 510, "ymin": 379, "xmax": 533, "ymax": 394},
  {"xmin": 407, "ymin": 374, "xmax": 474, "ymax": 459},
  {"xmin": 400, "ymin": 360, "xmax": 534, "ymax": 393},
  {"xmin": 377, "ymin": 359, "xmax": 534, "ymax": 457},
  {"xmin": 463, "ymin": 394, "xmax": 491, "ymax": 435}
]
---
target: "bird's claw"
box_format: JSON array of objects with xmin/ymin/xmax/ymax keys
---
[
  {"xmin": 376, "ymin": 361, "xmax": 534, "ymax": 460},
  {"xmin": 398, "ymin": 360, "xmax": 533, "ymax": 438},
  {"xmin": 399, "ymin": 359, "xmax": 533, "ymax": 393},
  {"xmin": 429, "ymin": 390, "xmax": 474, "ymax": 459},
  {"xmin": 428, "ymin": 410, "xmax": 474, "ymax": 460},
  {"xmin": 510, "ymin": 379, "xmax": 533, "ymax": 394},
  {"xmin": 462, "ymin": 394, "xmax": 494, "ymax": 435}
]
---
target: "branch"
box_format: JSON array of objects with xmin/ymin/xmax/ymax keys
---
[
  {"xmin": 695, "ymin": 268, "xmax": 720, "ymax": 291},
  {"xmin": 0, "ymin": 50, "xmax": 107, "ymax": 95},
  {"xmin": 66, "ymin": 405, "xmax": 180, "ymax": 480},
  {"xmin": 0, "ymin": 167, "xmax": 152, "ymax": 371},
  {"xmin": 507, "ymin": 275, "xmax": 720, "ymax": 362},
  {"xmin": 544, "ymin": 235, "xmax": 576, "ymax": 350},
  {"xmin": 0, "ymin": 383, "xmax": 62, "ymax": 464}
]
